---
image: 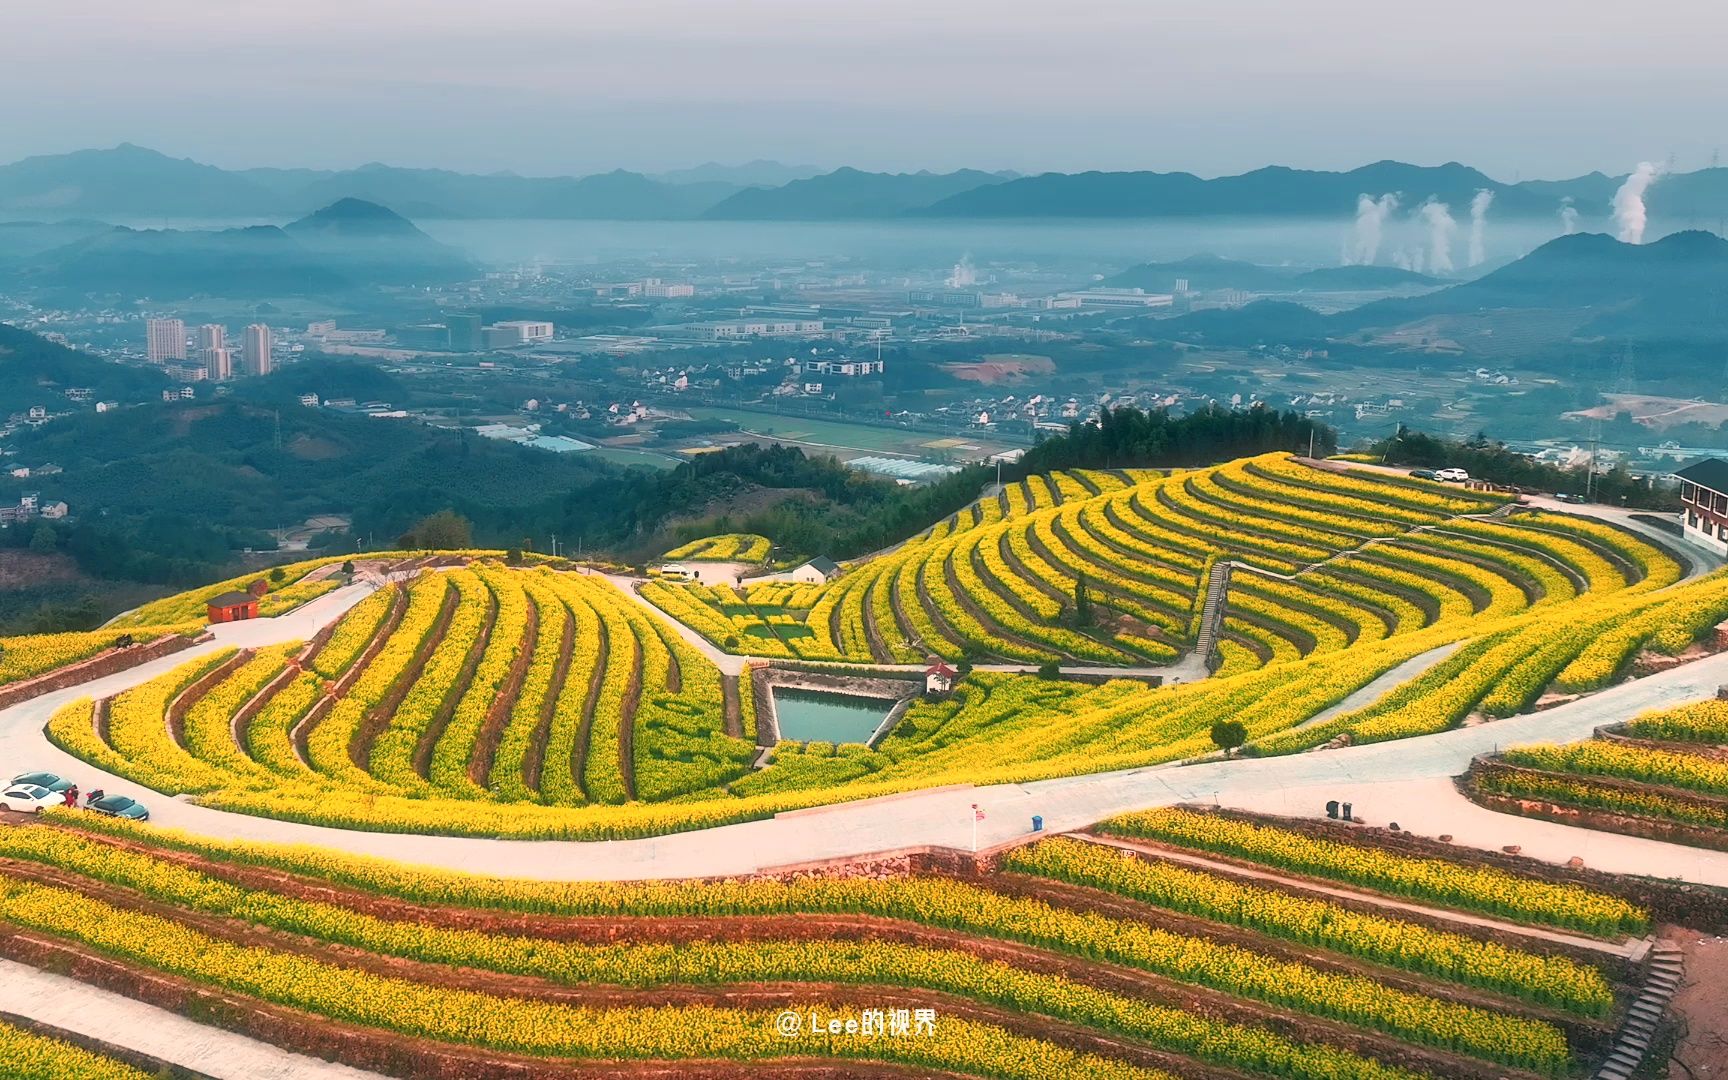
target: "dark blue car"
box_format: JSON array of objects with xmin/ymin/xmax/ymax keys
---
[
  {"xmin": 88, "ymin": 794, "xmax": 149, "ymax": 821},
  {"xmin": 9, "ymin": 772, "xmax": 73, "ymax": 794}
]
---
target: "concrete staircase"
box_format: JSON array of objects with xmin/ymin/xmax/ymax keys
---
[
  {"xmin": 1595, "ymin": 942, "xmax": 1683, "ymax": 1080},
  {"xmin": 1192, "ymin": 561, "xmax": 1233, "ymax": 666}
]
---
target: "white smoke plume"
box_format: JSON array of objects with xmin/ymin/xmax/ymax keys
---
[
  {"xmin": 1559, "ymin": 197, "xmax": 1580, "ymax": 235},
  {"xmin": 945, "ymin": 253, "xmax": 977, "ymax": 288},
  {"xmin": 1346, "ymin": 193, "xmax": 1398, "ymax": 265},
  {"xmin": 1419, "ymin": 199, "xmax": 1457, "ymax": 274},
  {"xmin": 1612, "ymin": 162, "xmax": 1662, "ymax": 244},
  {"xmin": 1467, "ymin": 189, "xmax": 1494, "ymax": 267}
]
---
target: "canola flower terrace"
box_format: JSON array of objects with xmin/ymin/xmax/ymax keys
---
[{"xmin": 11, "ymin": 452, "xmax": 1721, "ymax": 842}]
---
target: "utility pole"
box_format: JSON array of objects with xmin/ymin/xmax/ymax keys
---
[
  {"xmin": 1586, "ymin": 423, "xmax": 1600, "ymax": 502},
  {"xmin": 551, "ymin": 534, "xmax": 559, "ymax": 558}
]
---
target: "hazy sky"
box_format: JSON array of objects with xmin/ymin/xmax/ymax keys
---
[{"xmin": 5, "ymin": 0, "xmax": 1726, "ymax": 179}]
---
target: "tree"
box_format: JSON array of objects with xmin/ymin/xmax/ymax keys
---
[
  {"xmin": 397, "ymin": 510, "xmax": 473, "ymax": 550},
  {"xmin": 269, "ymin": 567, "xmax": 286, "ymax": 584},
  {"xmin": 28, "ymin": 524, "xmax": 56, "ymax": 554},
  {"xmin": 506, "ymin": 546, "xmax": 524, "ymax": 565},
  {"xmin": 1037, "ymin": 660, "xmax": 1062, "ymax": 680},
  {"xmin": 1210, "ymin": 720, "xmax": 1248, "ymax": 757},
  {"xmin": 340, "ymin": 560, "xmax": 355, "ymax": 576},
  {"xmin": 1074, "ymin": 571, "xmax": 1092, "ymax": 626}
]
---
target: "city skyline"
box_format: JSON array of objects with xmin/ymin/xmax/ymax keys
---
[{"xmin": 5, "ymin": 0, "xmax": 1727, "ymax": 180}]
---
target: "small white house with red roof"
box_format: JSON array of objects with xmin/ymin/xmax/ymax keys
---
[{"xmin": 924, "ymin": 661, "xmax": 956, "ymax": 696}]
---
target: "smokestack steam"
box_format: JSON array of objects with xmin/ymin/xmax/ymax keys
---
[
  {"xmin": 1467, "ymin": 190, "xmax": 1494, "ymax": 267},
  {"xmin": 1347, "ymin": 193, "xmax": 1398, "ymax": 265},
  {"xmin": 1419, "ymin": 199, "xmax": 1457, "ymax": 274},
  {"xmin": 945, "ymin": 253, "xmax": 977, "ymax": 288},
  {"xmin": 1613, "ymin": 162, "xmax": 1662, "ymax": 244},
  {"xmin": 1559, "ymin": 197, "xmax": 1579, "ymax": 235}
]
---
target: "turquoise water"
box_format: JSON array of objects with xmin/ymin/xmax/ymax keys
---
[{"xmin": 772, "ymin": 687, "xmax": 893, "ymax": 744}]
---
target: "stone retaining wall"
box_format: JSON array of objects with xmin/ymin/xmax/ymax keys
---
[
  {"xmin": 0, "ymin": 634, "xmax": 203, "ymax": 712},
  {"xmin": 753, "ymin": 667, "xmax": 919, "ymax": 748},
  {"xmin": 1192, "ymin": 802, "xmax": 1728, "ymax": 933}
]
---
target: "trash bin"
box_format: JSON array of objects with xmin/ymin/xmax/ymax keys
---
[{"xmin": 1031, "ymin": 815, "xmax": 1044, "ymax": 832}]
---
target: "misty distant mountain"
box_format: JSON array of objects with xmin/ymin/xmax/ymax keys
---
[
  {"xmin": 1629, "ymin": 168, "xmax": 1728, "ymax": 228},
  {"xmin": 261, "ymin": 165, "xmax": 736, "ymax": 219},
  {"xmin": 0, "ymin": 144, "xmax": 284, "ymax": 217},
  {"xmin": 0, "ymin": 219, "xmax": 116, "ymax": 265},
  {"xmin": 701, "ymin": 168, "xmax": 1009, "ymax": 219},
  {"xmin": 1340, "ymin": 230, "xmax": 1728, "ymax": 339},
  {"xmin": 9, "ymin": 146, "xmax": 1728, "ymax": 224},
  {"xmin": 14, "ymin": 224, "xmax": 350, "ymax": 298},
  {"xmin": 1102, "ymin": 254, "xmax": 1294, "ymax": 292},
  {"xmin": 1511, "ymin": 172, "xmax": 1619, "ymax": 214},
  {"xmin": 10, "ymin": 199, "xmax": 477, "ymax": 299},
  {"xmin": 1289, "ymin": 265, "xmax": 1440, "ymax": 289},
  {"xmin": 1100, "ymin": 255, "xmax": 1440, "ymax": 295},
  {"xmin": 921, "ymin": 161, "xmax": 1563, "ymax": 219},
  {"xmin": 283, "ymin": 198, "xmax": 477, "ymax": 283},
  {"xmin": 1150, "ymin": 231, "xmax": 1728, "ymax": 354},
  {"xmin": 1158, "ymin": 300, "xmax": 1336, "ymax": 346},
  {"xmin": 652, "ymin": 161, "xmax": 825, "ymax": 187}
]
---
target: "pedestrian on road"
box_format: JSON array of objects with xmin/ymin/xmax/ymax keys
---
[{"xmin": 62, "ymin": 785, "xmax": 79, "ymax": 808}]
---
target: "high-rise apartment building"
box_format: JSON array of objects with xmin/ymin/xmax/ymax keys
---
[
  {"xmin": 243, "ymin": 324, "xmax": 273, "ymax": 376},
  {"xmin": 146, "ymin": 318, "xmax": 186, "ymax": 362},
  {"xmin": 195, "ymin": 324, "xmax": 226, "ymax": 352},
  {"xmin": 204, "ymin": 347, "xmax": 233, "ymax": 382}
]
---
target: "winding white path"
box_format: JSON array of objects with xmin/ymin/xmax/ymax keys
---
[
  {"xmin": 0, "ymin": 958, "xmax": 383, "ymax": 1079},
  {"xmin": 4, "ymin": 569, "xmax": 1728, "ymax": 884}
]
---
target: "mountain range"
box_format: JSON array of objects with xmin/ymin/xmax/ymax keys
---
[
  {"xmin": 8, "ymin": 145, "xmax": 1728, "ymax": 223},
  {"xmin": 5, "ymin": 198, "xmax": 474, "ymax": 299},
  {"xmin": 1154, "ymin": 230, "xmax": 1728, "ymax": 353}
]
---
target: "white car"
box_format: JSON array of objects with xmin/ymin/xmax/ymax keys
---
[
  {"xmin": 1435, "ymin": 467, "xmax": 1470, "ymax": 482},
  {"xmin": 0, "ymin": 783, "xmax": 61, "ymax": 813}
]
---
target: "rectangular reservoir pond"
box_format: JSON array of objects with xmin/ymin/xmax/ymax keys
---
[{"xmin": 771, "ymin": 687, "xmax": 895, "ymax": 744}]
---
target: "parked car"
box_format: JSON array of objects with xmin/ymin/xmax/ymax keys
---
[
  {"xmin": 1409, "ymin": 468, "xmax": 1439, "ymax": 480},
  {"xmin": 9, "ymin": 771, "xmax": 73, "ymax": 793},
  {"xmin": 0, "ymin": 783, "xmax": 63, "ymax": 814},
  {"xmin": 1435, "ymin": 467, "xmax": 1470, "ymax": 482},
  {"xmin": 88, "ymin": 793, "xmax": 149, "ymax": 821}
]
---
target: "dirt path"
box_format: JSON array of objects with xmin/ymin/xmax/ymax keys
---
[{"xmin": 1666, "ymin": 927, "xmax": 1728, "ymax": 1078}]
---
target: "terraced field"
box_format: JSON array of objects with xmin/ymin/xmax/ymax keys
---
[
  {"xmin": 24, "ymin": 455, "xmax": 1728, "ymax": 841},
  {"xmin": 1467, "ymin": 696, "xmax": 1728, "ymax": 849},
  {"xmin": 0, "ymin": 811, "xmax": 1662, "ymax": 1080},
  {"xmin": 3, "ymin": 453, "xmax": 1724, "ymax": 1080},
  {"xmin": 647, "ymin": 454, "xmax": 1690, "ymax": 673},
  {"xmin": 46, "ymin": 564, "xmax": 760, "ymax": 838}
]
